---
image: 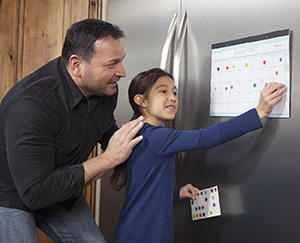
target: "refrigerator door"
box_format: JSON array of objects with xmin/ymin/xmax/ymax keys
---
[
  {"xmin": 174, "ymin": 0, "xmax": 300, "ymax": 242},
  {"xmin": 101, "ymin": 1, "xmax": 179, "ymax": 242}
]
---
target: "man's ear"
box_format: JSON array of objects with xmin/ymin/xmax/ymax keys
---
[
  {"xmin": 69, "ymin": 55, "xmax": 82, "ymax": 78},
  {"xmin": 134, "ymin": 94, "xmax": 147, "ymax": 108}
]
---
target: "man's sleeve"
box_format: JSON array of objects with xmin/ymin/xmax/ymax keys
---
[{"xmin": 2, "ymin": 98, "xmax": 84, "ymax": 211}]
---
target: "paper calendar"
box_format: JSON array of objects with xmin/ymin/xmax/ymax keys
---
[{"xmin": 210, "ymin": 29, "xmax": 290, "ymax": 118}]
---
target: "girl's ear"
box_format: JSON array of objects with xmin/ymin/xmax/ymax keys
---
[{"xmin": 134, "ymin": 94, "xmax": 147, "ymax": 108}]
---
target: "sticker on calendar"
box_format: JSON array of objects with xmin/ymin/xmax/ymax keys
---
[{"xmin": 190, "ymin": 185, "xmax": 221, "ymax": 221}]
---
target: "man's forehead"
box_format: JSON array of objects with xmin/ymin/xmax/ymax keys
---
[
  {"xmin": 90, "ymin": 38, "xmax": 124, "ymax": 63},
  {"xmin": 95, "ymin": 37, "xmax": 124, "ymax": 53},
  {"xmin": 94, "ymin": 36, "xmax": 123, "ymax": 47}
]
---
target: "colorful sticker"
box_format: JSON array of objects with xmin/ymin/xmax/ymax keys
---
[{"xmin": 190, "ymin": 186, "xmax": 221, "ymax": 221}]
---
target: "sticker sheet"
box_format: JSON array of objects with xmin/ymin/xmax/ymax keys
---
[
  {"xmin": 190, "ymin": 186, "xmax": 221, "ymax": 221},
  {"xmin": 210, "ymin": 29, "xmax": 290, "ymax": 118}
]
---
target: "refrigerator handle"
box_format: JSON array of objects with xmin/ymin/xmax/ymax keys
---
[
  {"xmin": 172, "ymin": 10, "xmax": 188, "ymax": 88},
  {"xmin": 172, "ymin": 11, "xmax": 187, "ymax": 167},
  {"xmin": 172, "ymin": 9, "xmax": 188, "ymax": 130},
  {"xmin": 160, "ymin": 13, "xmax": 178, "ymax": 71}
]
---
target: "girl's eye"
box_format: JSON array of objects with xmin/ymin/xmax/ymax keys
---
[
  {"xmin": 160, "ymin": 90, "xmax": 167, "ymax": 93},
  {"xmin": 173, "ymin": 91, "xmax": 177, "ymax": 96}
]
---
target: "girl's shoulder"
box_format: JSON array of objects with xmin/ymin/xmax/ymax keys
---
[
  {"xmin": 140, "ymin": 123, "xmax": 180, "ymax": 143},
  {"xmin": 141, "ymin": 123, "xmax": 169, "ymax": 134}
]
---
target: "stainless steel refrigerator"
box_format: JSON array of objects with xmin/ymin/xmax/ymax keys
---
[{"xmin": 100, "ymin": 1, "xmax": 300, "ymax": 242}]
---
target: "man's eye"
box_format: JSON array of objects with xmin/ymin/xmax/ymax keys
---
[{"xmin": 107, "ymin": 63, "xmax": 116, "ymax": 68}]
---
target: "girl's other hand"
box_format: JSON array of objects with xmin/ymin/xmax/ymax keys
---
[{"xmin": 179, "ymin": 183, "xmax": 199, "ymax": 200}]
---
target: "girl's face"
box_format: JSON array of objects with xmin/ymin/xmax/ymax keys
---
[{"xmin": 138, "ymin": 76, "xmax": 178, "ymax": 126}]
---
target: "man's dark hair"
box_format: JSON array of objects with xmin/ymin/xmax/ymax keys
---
[{"xmin": 61, "ymin": 18, "xmax": 125, "ymax": 66}]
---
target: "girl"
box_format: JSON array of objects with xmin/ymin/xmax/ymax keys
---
[{"xmin": 111, "ymin": 68, "xmax": 286, "ymax": 243}]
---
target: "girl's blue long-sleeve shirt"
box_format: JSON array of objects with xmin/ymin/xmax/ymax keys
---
[{"xmin": 114, "ymin": 108, "xmax": 262, "ymax": 243}]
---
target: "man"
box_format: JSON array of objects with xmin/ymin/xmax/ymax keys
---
[{"xmin": 0, "ymin": 18, "xmax": 143, "ymax": 242}]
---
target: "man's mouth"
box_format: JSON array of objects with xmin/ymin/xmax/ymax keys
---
[{"xmin": 110, "ymin": 77, "xmax": 121, "ymax": 84}]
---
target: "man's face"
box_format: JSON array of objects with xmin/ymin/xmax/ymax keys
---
[{"xmin": 79, "ymin": 37, "xmax": 126, "ymax": 98}]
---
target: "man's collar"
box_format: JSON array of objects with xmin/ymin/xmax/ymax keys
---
[{"xmin": 59, "ymin": 58, "xmax": 86, "ymax": 109}]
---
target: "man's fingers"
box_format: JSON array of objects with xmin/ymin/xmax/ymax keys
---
[
  {"xmin": 103, "ymin": 117, "xmax": 144, "ymax": 168},
  {"xmin": 127, "ymin": 119, "xmax": 144, "ymax": 140},
  {"xmin": 115, "ymin": 116, "xmax": 144, "ymax": 150},
  {"xmin": 120, "ymin": 116, "xmax": 143, "ymax": 131},
  {"xmin": 129, "ymin": 135, "xmax": 143, "ymax": 149},
  {"xmin": 117, "ymin": 116, "xmax": 144, "ymax": 139}
]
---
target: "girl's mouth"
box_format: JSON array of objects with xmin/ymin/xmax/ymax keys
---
[{"xmin": 167, "ymin": 105, "xmax": 176, "ymax": 110}]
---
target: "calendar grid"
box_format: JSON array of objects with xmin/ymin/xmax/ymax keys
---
[{"xmin": 210, "ymin": 30, "xmax": 290, "ymax": 118}]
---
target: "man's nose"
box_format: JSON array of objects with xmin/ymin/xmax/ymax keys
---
[{"xmin": 116, "ymin": 63, "xmax": 126, "ymax": 77}]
